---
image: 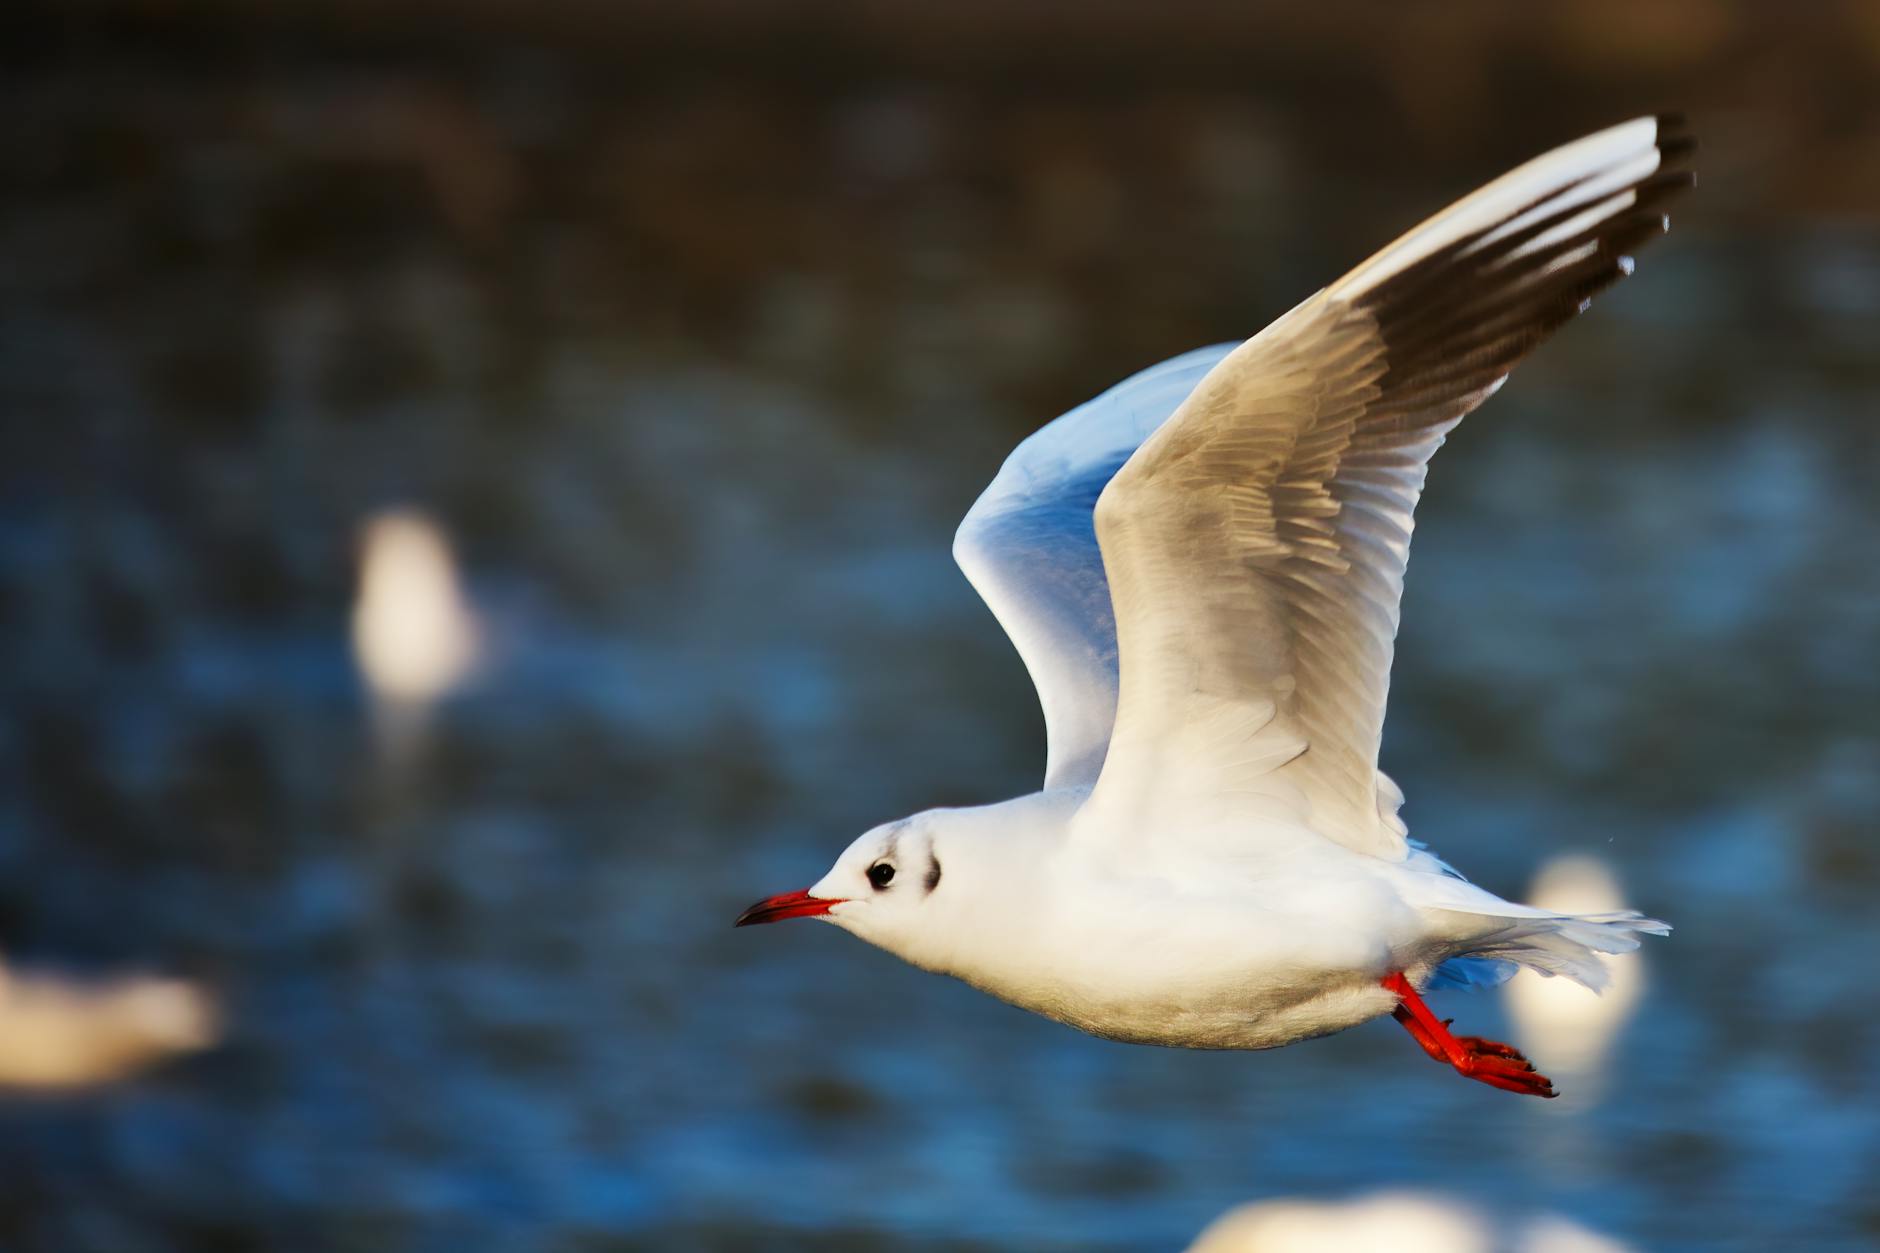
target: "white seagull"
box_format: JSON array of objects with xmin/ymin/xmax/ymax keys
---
[{"xmin": 739, "ymin": 117, "xmax": 1692, "ymax": 1097}]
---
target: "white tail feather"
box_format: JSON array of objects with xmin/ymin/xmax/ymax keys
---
[{"xmin": 1459, "ymin": 911, "xmax": 1669, "ymax": 992}]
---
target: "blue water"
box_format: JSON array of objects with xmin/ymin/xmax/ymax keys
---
[{"xmin": 2, "ymin": 32, "xmax": 1878, "ymax": 1252}]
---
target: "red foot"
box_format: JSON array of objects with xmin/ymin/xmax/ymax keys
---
[{"xmin": 1382, "ymin": 972, "xmax": 1556, "ymax": 1098}]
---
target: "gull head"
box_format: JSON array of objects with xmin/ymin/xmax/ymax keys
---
[
  {"xmin": 736, "ymin": 793, "xmax": 1065, "ymax": 975},
  {"xmin": 735, "ymin": 806, "xmax": 1009, "ymax": 973},
  {"xmin": 737, "ymin": 812, "xmax": 945, "ymax": 931}
]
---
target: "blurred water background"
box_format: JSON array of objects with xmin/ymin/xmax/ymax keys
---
[{"xmin": 4, "ymin": 3, "xmax": 1879, "ymax": 1249}]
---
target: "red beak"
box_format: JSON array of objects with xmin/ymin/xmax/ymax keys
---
[{"xmin": 735, "ymin": 888, "xmax": 845, "ymax": 927}]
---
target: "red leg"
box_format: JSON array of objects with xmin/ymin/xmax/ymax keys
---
[
  {"xmin": 1382, "ymin": 972, "xmax": 1556, "ymax": 1099},
  {"xmin": 1391, "ymin": 1003, "xmax": 1450, "ymax": 1064}
]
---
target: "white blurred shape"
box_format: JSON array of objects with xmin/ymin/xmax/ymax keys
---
[
  {"xmin": 1520, "ymin": 1214, "xmax": 1636, "ymax": 1253},
  {"xmin": 0, "ymin": 960, "xmax": 218, "ymax": 1089},
  {"xmin": 1187, "ymin": 1191, "xmax": 1491, "ymax": 1253},
  {"xmin": 1188, "ymin": 1192, "xmax": 1635, "ymax": 1253},
  {"xmin": 351, "ymin": 510, "xmax": 478, "ymax": 707},
  {"xmin": 1504, "ymin": 854, "xmax": 1646, "ymax": 1077}
]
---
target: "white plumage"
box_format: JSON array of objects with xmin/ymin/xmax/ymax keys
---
[{"xmin": 741, "ymin": 117, "xmax": 1692, "ymax": 1097}]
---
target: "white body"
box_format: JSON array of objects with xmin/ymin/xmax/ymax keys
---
[
  {"xmin": 770, "ymin": 117, "xmax": 1686, "ymax": 1052},
  {"xmin": 845, "ymin": 791, "xmax": 1418, "ymax": 1049}
]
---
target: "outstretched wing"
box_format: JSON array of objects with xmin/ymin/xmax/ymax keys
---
[
  {"xmin": 954, "ymin": 345, "xmax": 1237, "ymax": 789},
  {"xmin": 1082, "ymin": 115, "xmax": 1694, "ymax": 858}
]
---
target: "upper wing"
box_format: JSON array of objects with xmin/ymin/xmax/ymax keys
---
[
  {"xmin": 1082, "ymin": 115, "xmax": 1694, "ymax": 858},
  {"xmin": 954, "ymin": 344, "xmax": 1237, "ymax": 790}
]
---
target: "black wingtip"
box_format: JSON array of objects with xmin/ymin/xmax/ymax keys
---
[
  {"xmin": 1658, "ymin": 135, "xmax": 1698, "ymax": 164},
  {"xmin": 1654, "ymin": 113, "xmax": 1697, "ymax": 164},
  {"xmin": 1632, "ymin": 169, "xmax": 1697, "ymax": 217}
]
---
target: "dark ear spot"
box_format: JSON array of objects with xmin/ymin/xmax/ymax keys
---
[{"xmin": 924, "ymin": 851, "xmax": 942, "ymax": 894}]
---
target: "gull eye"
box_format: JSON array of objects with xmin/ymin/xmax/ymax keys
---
[{"xmin": 867, "ymin": 863, "xmax": 895, "ymax": 890}]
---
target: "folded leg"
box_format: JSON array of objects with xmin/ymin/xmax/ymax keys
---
[{"xmin": 1382, "ymin": 971, "xmax": 1555, "ymax": 1098}]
